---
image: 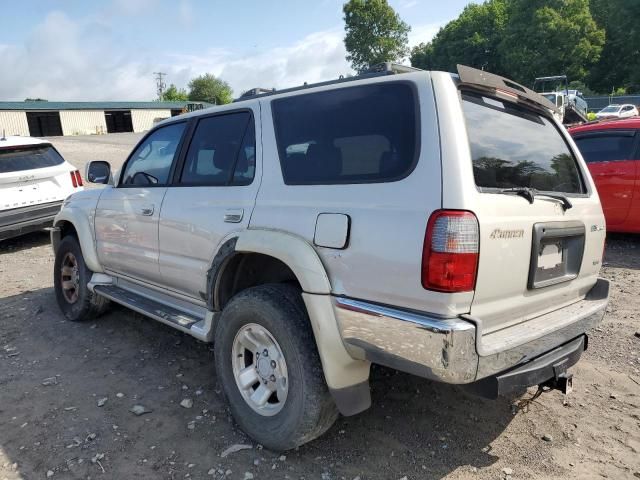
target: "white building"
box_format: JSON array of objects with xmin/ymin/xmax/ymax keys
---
[{"xmin": 0, "ymin": 101, "xmax": 209, "ymax": 137}]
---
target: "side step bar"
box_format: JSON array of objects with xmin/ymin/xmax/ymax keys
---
[{"xmin": 93, "ymin": 285, "xmax": 215, "ymax": 342}]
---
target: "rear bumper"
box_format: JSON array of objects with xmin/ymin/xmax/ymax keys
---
[
  {"xmin": 0, "ymin": 201, "xmax": 63, "ymax": 240},
  {"xmin": 334, "ymin": 278, "xmax": 609, "ymax": 386}
]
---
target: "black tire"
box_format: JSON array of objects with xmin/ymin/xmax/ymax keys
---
[
  {"xmin": 54, "ymin": 235, "xmax": 109, "ymax": 321},
  {"xmin": 214, "ymin": 283, "xmax": 338, "ymax": 450}
]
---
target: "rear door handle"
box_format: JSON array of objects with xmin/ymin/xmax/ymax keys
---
[
  {"xmin": 224, "ymin": 209, "xmax": 244, "ymax": 223},
  {"xmin": 139, "ymin": 205, "xmax": 154, "ymax": 216}
]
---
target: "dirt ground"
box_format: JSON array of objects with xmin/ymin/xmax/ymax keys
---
[{"xmin": 1, "ymin": 134, "xmax": 639, "ymax": 480}]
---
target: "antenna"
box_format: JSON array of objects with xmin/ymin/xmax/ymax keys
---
[{"xmin": 154, "ymin": 72, "xmax": 167, "ymax": 101}]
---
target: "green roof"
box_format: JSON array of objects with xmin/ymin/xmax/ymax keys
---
[{"xmin": 0, "ymin": 101, "xmax": 211, "ymax": 111}]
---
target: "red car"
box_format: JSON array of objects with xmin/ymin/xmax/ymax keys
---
[{"xmin": 570, "ymin": 118, "xmax": 640, "ymax": 233}]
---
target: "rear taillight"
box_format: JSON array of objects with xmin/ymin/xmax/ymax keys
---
[
  {"xmin": 422, "ymin": 210, "xmax": 479, "ymax": 293},
  {"xmin": 70, "ymin": 170, "xmax": 82, "ymax": 188}
]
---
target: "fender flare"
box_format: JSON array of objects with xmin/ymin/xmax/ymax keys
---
[
  {"xmin": 234, "ymin": 229, "xmax": 332, "ymax": 293},
  {"xmin": 232, "ymin": 229, "xmax": 371, "ymax": 415},
  {"xmin": 52, "ymin": 208, "xmax": 103, "ymax": 273}
]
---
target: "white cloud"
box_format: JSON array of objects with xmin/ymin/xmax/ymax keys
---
[
  {"xmin": 0, "ymin": 11, "xmax": 442, "ymax": 102},
  {"xmin": 408, "ymin": 22, "xmax": 442, "ymax": 47}
]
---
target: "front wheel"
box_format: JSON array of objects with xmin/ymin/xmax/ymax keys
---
[
  {"xmin": 214, "ymin": 284, "xmax": 338, "ymax": 450},
  {"xmin": 54, "ymin": 235, "xmax": 109, "ymax": 321}
]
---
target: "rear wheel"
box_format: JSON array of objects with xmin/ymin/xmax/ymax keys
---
[
  {"xmin": 54, "ymin": 235, "xmax": 109, "ymax": 321},
  {"xmin": 214, "ymin": 284, "xmax": 338, "ymax": 450}
]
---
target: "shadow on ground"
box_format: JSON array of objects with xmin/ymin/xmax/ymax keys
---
[
  {"xmin": 0, "ymin": 286, "xmax": 515, "ymax": 479},
  {"xmin": 0, "ymin": 231, "xmax": 50, "ymax": 255}
]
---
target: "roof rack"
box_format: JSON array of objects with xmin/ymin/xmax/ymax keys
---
[{"xmin": 233, "ymin": 62, "xmax": 424, "ymax": 103}]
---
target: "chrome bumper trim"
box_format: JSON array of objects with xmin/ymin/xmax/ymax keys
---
[
  {"xmin": 334, "ymin": 278, "xmax": 610, "ymax": 384},
  {"xmin": 334, "ymin": 297, "xmax": 478, "ymax": 383}
]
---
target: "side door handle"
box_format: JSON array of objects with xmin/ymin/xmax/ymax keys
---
[
  {"xmin": 224, "ymin": 208, "xmax": 244, "ymax": 223},
  {"xmin": 139, "ymin": 204, "xmax": 155, "ymax": 216}
]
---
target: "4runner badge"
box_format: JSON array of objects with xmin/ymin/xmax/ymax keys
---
[{"xmin": 490, "ymin": 228, "xmax": 524, "ymax": 239}]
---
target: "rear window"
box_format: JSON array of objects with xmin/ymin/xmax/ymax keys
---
[
  {"xmin": 573, "ymin": 132, "xmax": 637, "ymax": 163},
  {"xmin": 272, "ymin": 82, "xmax": 418, "ymax": 185},
  {"xmin": 462, "ymin": 92, "xmax": 585, "ymax": 194},
  {"xmin": 0, "ymin": 145, "xmax": 64, "ymax": 173}
]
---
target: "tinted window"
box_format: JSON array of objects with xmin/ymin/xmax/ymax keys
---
[
  {"xmin": 180, "ymin": 112, "xmax": 254, "ymax": 186},
  {"xmin": 0, "ymin": 145, "xmax": 64, "ymax": 173},
  {"xmin": 573, "ymin": 133, "xmax": 637, "ymax": 163},
  {"xmin": 462, "ymin": 92, "xmax": 585, "ymax": 194},
  {"xmin": 272, "ymin": 83, "xmax": 417, "ymax": 185},
  {"xmin": 121, "ymin": 122, "xmax": 186, "ymax": 186}
]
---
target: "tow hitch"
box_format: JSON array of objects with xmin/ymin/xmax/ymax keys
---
[
  {"xmin": 464, "ymin": 336, "xmax": 586, "ymax": 400},
  {"xmin": 542, "ymin": 371, "xmax": 573, "ymax": 396}
]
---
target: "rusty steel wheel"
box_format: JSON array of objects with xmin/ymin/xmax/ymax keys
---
[
  {"xmin": 54, "ymin": 235, "xmax": 109, "ymax": 321},
  {"xmin": 60, "ymin": 252, "xmax": 80, "ymax": 304}
]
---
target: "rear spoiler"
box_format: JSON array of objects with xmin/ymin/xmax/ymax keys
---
[{"xmin": 457, "ymin": 64, "xmax": 558, "ymax": 114}]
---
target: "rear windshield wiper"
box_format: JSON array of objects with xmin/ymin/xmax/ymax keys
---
[{"xmin": 500, "ymin": 187, "xmax": 573, "ymax": 211}]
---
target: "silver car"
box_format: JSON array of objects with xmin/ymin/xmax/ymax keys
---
[{"xmin": 51, "ymin": 64, "xmax": 609, "ymax": 450}]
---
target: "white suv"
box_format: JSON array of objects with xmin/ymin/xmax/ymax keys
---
[
  {"xmin": 1, "ymin": 135, "xmax": 83, "ymax": 240},
  {"xmin": 51, "ymin": 64, "xmax": 609, "ymax": 450}
]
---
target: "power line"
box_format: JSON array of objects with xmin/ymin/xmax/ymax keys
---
[{"xmin": 154, "ymin": 72, "xmax": 167, "ymax": 101}]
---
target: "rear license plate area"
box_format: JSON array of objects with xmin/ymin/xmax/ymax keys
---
[{"xmin": 528, "ymin": 221, "xmax": 585, "ymax": 289}]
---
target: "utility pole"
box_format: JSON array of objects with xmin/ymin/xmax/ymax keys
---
[{"xmin": 154, "ymin": 72, "xmax": 167, "ymax": 101}]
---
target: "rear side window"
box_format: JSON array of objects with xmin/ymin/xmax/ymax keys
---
[
  {"xmin": 180, "ymin": 112, "xmax": 254, "ymax": 186},
  {"xmin": 0, "ymin": 145, "xmax": 64, "ymax": 173},
  {"xmin": 573, "ymin": 132, "xmax": 637, "ymax": 163},
  {"xmin": 272, "ymin": 82, "xmax": 418, "ymax": 185},
  {"xmin": 462, "ymin": 92, "xmax": 585, "ymax": 194}
]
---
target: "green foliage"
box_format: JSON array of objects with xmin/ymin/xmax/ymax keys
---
[
  {"xmin": 499, "ymin": 0, "xmax": 604, "ymax": 85},
  {"xmin": 343, "ymin": 0, "xmax": 411, "ymax": 72},
  {"xmin": 410, "ymin": 0, "xmax": 508, "ymax": 74},
  {"xmin": 188, "ymin": 74, "xmax": 233, "ymax": 105},
  {"xmin": 163, "ymin": 84, "xmax": 189, "ymax": 102},
  {"xmin": 568, "ymin": 80, "xmax": 595, "ymax": 96},
  {"xmin": 410, "ymin": 0, "xmax": 606, "ymax": 90},
  {"xmin": 588, "ymin": 0, "xmax": 640, "ymax": 94}
]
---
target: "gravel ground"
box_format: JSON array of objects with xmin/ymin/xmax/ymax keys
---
[{"xmin": 0, "ymin": 134, "xmax": 639, "ymax": 480}]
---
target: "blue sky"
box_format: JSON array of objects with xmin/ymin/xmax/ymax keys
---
[{"xmin": 0, "ymin": 0, "xmax": 474, "ymax": 101}]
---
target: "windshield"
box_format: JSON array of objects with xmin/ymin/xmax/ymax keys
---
[
  {"xmin": 600, "ymin": 105, "xmax": 621, "ymax": 113},
  {"xmin": 462, "ymin": 92, "xmax": 585, "ymax": 194},
  {"xmin": 0, "ymin": 145, "xmax": 65, "ymax": 173}
]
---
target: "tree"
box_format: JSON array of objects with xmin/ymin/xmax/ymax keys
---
[
  {"xmin": 162, "ymin": 84, "xmax": 189, "ymax": 101},
  {"xmin": 188, "ymin": 74, "xmax": 233, "ymax": 105},
  {"xmin": 498, "ymin": 0, "xmax": 605, "ymax": 85},
  {"xmin": 343, "ymin": 0, "xmax": 410, "ymax": 72},
  {"xmin": 588, "ymin": 0, "xmax": 640, "ymax": 94},
  {"xmin": 411, "ymin": 0, "xmax": 508, "ymax": 75}
]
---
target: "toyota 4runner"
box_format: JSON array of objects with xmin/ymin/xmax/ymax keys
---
[{"xmin": 51, "ymin": 64, "xmax": 610, "ymax": 450}]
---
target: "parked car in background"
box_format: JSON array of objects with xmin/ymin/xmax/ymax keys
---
[
  {"xmin": 595, "ymin": 104, "xmax": 639, "ymax": 119},
  {"xmin": 0, "ymin": 135, "xmax": 83, "ymax": 240},
  {"xmin": 570, "ymin": 118, "xmax": 640, "ymax": 233}
]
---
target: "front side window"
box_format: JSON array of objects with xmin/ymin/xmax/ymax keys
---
[
  {"xmin": 462, "ymin": 92, "xmax": 585, "ymax": 194},
  {"xmin": 180, "ymin": 112, "xmax": 255, "ymax": 186},
  {"xmin": 0, "ymin": 145, "xmax": 64, "ymax": 173},
  {"xmin": 573, "ymin": 132, "xmax": 637, "ymax": 163},
  {"xmin": 272, "ymin": 82, "xmax": 418, "ymax": 185},
  {"xmin": 121, "ymin": 122, "xmax": 186, "ymax": 186}
]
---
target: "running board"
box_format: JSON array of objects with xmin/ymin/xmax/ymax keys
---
[{"xmin": 93, "ymin": 284, "xmax": 215, "ymax": 342}]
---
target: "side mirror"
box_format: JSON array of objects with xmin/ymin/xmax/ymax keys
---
[{"xmin": 86, "ymin": 161, "xmax": 112, "ymax": 185}]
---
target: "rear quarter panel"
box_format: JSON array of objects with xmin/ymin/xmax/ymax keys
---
[{"xmin": 250, "ymin": 73, "xmax": 460, "ymax": 313}]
